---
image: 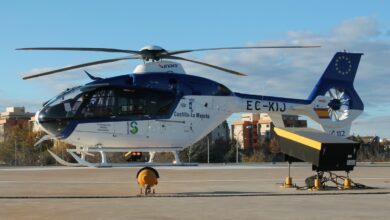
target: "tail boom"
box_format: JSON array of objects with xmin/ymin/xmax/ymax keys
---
[{"xmin": 231, "ymin": 52, "xmax": 364, "ymax": 138}]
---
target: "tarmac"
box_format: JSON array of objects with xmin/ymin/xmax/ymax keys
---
[{"xmin": 0, "ymin": 163, "xmax": 389, "ymax": 220}]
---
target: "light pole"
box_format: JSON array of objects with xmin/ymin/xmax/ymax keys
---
[
  {"xmin": 14, "ymin": 140, "xmax": 17, "ymax": 166},
  {"xmin": 236, "ymin": 139, "xmax": 239, "ymax": 163},
  {"xmin": 207, "ymin": 136, "xmax": 210, "ymax": 164},
  {"xmin": 236, "ymin": 130, "xmax": 243, "ymax": 164},
  {"xmin": 188, "ymin": 145, "xmax": 191, "ymax": 163}
]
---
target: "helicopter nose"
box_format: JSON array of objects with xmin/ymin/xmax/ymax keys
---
[
  {"xmin": 35, "ymin": 109, "xmax": 53, "ymax": 136},
  {"xmin": 36, "ymin": 107, "xmax": 70, "ymax": 137}
]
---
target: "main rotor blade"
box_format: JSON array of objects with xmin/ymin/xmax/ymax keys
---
[
  {"xmin": 16, "ymin": 47, "xmax": 141, "ymax": 54},
  {"xmin": 164, "ymin": 55, "xmax": 247, "ymax": 76},
  {"xmin": 23, "ymin": 55, "xmax": 141, "ymax": 80},
  {"xmin": 165, "ymin": 45, "xmax": 320, "ymax": 56}
]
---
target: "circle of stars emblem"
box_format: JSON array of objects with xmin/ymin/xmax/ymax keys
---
[{"xmin": 335, "ymin": 55, "xmax": 352, "ymax": 75}]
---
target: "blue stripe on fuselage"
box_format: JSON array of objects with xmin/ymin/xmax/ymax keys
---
[{"xmin": 87, "ymin": 73, "xmax": 234, "ymax": 97}]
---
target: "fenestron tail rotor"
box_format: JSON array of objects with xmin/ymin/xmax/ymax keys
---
[
  {"xmin": 17, "ymin": 44, "xmax": 320, "ymax": 80},
  {"xmin": 326, "ymin": 87, "xmax": 351, "ymax": 121}
]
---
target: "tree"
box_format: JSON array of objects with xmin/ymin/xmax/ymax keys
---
[{"xmin": 0, "ymin": 122, "xmax": 55, "ymax": 166}]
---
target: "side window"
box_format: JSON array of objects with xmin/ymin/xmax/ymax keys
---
[
  {"xmin": 116, "ymin": 89, "xmax": 174, "ymax": 117},
  {"xmin": 147, "ymin": 92, "xmax": 174, "ymax": 116},
  {"xmin": 80, "ymin": 89, "xmax": 115, "ymax": 118},
  {"xmin": 77, "ymin": 88, "xmax": 175, "ymax": 118},
  {"xmin": 116, "ymin": 89, "xmax": 147, "ymax": 116}
]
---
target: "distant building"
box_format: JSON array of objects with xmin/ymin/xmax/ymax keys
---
[
  {"xmin": 257, "ymin": 113, "xmax": 273, "ymax": 140},
  {"xmin": 231, "ymin": 113, "xmax": 307, "ymax": 150},
  {"xmin": 231, "ymin": 114, "xmax": 260, "ymax": 150},
  {"xmin": 282, "ymin": 115, "xmax": 307, "ymax": 128},
  {"xmin": 0, "ymin": 107, "xmax": 35, "ymax": 142}
]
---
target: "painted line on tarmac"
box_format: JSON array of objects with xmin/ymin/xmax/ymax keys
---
[
  {"xmin": 1, "ymin": 177, "xmax": 389, "ymax": 185},
  {"xmin": 0, "ymin": 191, "xmax": 390, "ymax": 199},
  {"xmin": 0, "ymin": 167, "xmax": 93, "ymax": 171},
  {"xmin": 0, "ymin": 178, "xmax": 284, "ymax": 184}
]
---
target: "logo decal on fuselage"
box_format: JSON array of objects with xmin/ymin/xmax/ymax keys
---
[
  {"xmin": 158, "ymin": 63, "xmax": 178, "ymax": 69},
  {"xmin": 127, "ymin": 121, "xmax": 138, "ymax": 134},
  {"xmin": 173, "ymin": 111, "xmax": 210, "ymax": 119},
  {"xmin": 335, "ymin": 56, "xmax": 352, "ymax": 75}
]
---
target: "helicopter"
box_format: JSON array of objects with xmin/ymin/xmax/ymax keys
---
[{"xmin": 18, "ymin": 45, "xmax": 364, "ymax": 166}]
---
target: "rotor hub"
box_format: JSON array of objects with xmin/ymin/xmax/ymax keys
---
[
  {"xmin": 139, "ymin": 45, "xmax": 165, "ymax": 51},
  {"xmin": 328, "ymin": 99, "xmax": 342, "ymax": 111},
  {"xmin": 139, "ymin": 45, "xmax": 166, "ymax": 61}
]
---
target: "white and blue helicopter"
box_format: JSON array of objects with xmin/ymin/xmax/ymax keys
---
[{"xmin": 19, "ymin": 45, "xmax": 364, "ymax": 167}]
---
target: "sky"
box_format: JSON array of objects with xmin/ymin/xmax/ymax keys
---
[{"xmin": 0, "ymin": 0, "xmax": 389, "ymax": 138}]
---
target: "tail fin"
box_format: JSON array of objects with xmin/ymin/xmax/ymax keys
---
[{"xmin": 306, "ymin": 52, "xmax": 364, "ymax": 137}]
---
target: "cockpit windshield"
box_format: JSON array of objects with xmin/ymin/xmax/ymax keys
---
[{"xmin": 45, "ymin": 86, "xmax": 83, "ymax": 108}]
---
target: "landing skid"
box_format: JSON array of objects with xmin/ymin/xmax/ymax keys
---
[
  {"xmin": 47, "ymin": 150, "xmax": 81, "ymax": 167},
  {"xmin": 47, "ymin": 147, "xmax": 198, "ymax": 168}
]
